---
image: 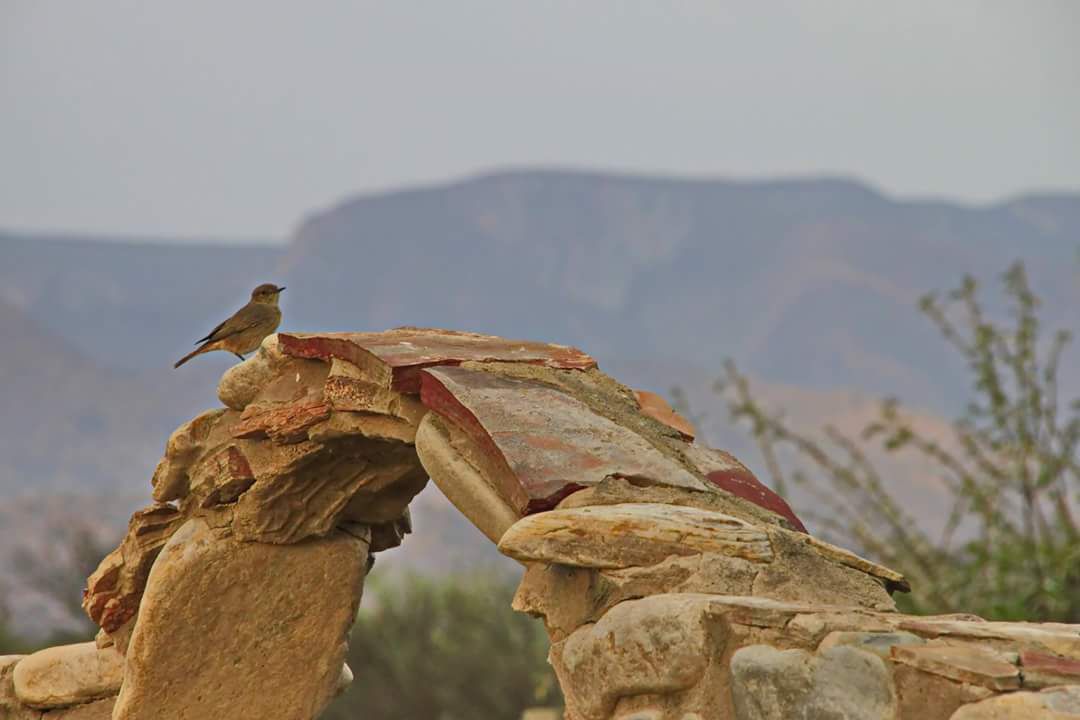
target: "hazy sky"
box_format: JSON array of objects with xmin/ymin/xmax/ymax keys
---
[{"xmin": 2, "ymin": 1, "xmax": 1078, "ymax": 240}]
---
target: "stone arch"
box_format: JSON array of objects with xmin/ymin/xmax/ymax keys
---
[{"xmin": 5, "ymin": 329, "xmax": 1080, "ymax": 720}]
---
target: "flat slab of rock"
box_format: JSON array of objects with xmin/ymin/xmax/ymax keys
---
[
  {"xmin": 683, "ymin": 444, "xmax": 807, "ymax": 533},
  {"xmin": 12, "ymin": 642, "xmax": 123, "ymax": 709},
  {"xmin": 554, "ymin": 594, "xmax": 720, "ymax": 720},
  {"xmin": 897, "ymin": 618, "xmax": 1080, "ymax": 658},
  {"xmin": 415, "ymin": 413, "xmax": 520, "ymax": 543},
  {"xmin": 730, "ymin": 644, "xmax": 894, "ymax": 720},
  {"xmin": 1, "ymin": 655, "xmax": 28, "ymax": 717},
  {"xmin": 278, "ymin": 328, "xmax": 596, "ymax": 392},
  {"xmin": 421, "ymin": 366, "xmax": 708, "ymax": 512},
  {"xmin": 498, "ymin": 502, "xmax": 773, "ymax": 569},
  {"xmin": 1019, "ymin": 649, "xmax": 1080, "ymax": 688},
  {"xmin": 632, "ymin": 389, "xmax": 695, "ymax": 440},
  {"xmin": 890, "ymin": 644, "xmax": 1020, "ymax": 691},
  {"xmin": 951, "ymin": 685, "xmax": 1080, "ymax": 719},
  {"xmin": 83, "ymin": 504, "xmax": 185, "ymax": 634},
  {"xmin": 113, "ymin": 518, "xmax": 367, "ymax": 720},
  {"xmin": 45, "ymin": 696, "xmax": 117, "ymax": 719}
]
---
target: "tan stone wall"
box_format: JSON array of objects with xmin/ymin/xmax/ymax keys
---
[{"xmin": 6, "ymin": 330, "xmax": 1077, "ymax": 720}]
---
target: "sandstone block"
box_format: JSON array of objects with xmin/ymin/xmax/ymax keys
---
[
  {"xmin": 553, "ymin": 594, "xmax": 723, "ymax": 720},
  {"xmin": 229, "ymin": 436, "xmax": 422, "ymax": 544},
  {"xmin": 82, "ymin": 503, "xmax": 184, "ymax": 634},
  {"xmin": 682, "ymin": 444, "xmax": 806, "ymax": 533},
  {"xmin": 950, "ymin": 685, "xmax": 1080, "ymax": 719},
  {"xmin": 892, "ymin": 663, "xmax": 994, "ymax": 719},
  {"xmin": 897, "ymin": 619, "xmax": 1080, "ymax": 658},
  {"xmin": 890, "ymin": 644, "xmax": 1020, "ymax": 691},
  {"xmin": 277, "ymin": 328, "xmax": 596, "ymax": 393},
  {"xmin": 12, "ymin": 643, "xmax": 123, "ymax": 709},
  {"xmin": 336, "ymin": 662, "xmax": 354, "ymax": 696},
  {"xmin": 113, "ymin": 518, "xmax": 367, "ymax": 720},
  {"xmin": 150, "ymin": 407, "xmax": 230, "ymax": 501},
  {"xmin": 818, "ymin": 630, "xmax": 925, "ymax": 658},
  {"xmin": 729, "ymin": 644, "xmax": 894, "ymax": 720},
  {"xmin": 1019, "ymin": 649, "xmax": 1080, "ymax": 689},
  {"xmin": 44, "ymin": 696, "xmax": 117, "ymax": 719},
  {"xmin": 632, "ymin": 389, "xmax": 695, "ymax": 440},
  {"xmin": 498, "ymin": 503, "xmax": 773, "ymax": 569},
  {"xmin": 420, "ymin": 365, "xmax": 708, "ymax": 513},
  {"xmin": 751, "ymin": 528, "xmax": 897, "ymax": 611},
  {"xmin": 556, "ymin": 476, "xmax": 796, "ymax": 533},
  {"xmin": 217, "ymin": 334, "xmax": 287, "ymax": 410},
  {"xmin": 308, "ymin": 410, "xmax": 418, "ymax": 444},
  {"xmin": 513, "ymin": 554, "xmax": 759, "ymax": 642},
  {"xmin": 1, "ymin": 655, "xmax": 30, "ymax": 718},
  {"xmin": 415, "ymin": 412, "xmax": 520, "ymax": 543}
]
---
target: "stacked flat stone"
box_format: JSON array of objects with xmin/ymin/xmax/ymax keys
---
[{"xmin": 4, "ymin": 327, "xmax": 1077, "ymax": 720}]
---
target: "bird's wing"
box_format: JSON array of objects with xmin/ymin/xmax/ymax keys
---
[
  {"xmin": 195, "ymin": 318, "xmax": 229, "ymax": 344},
  {"xmin": 195, "ymin": 304, "xmax": 264, "ymax": 344}
]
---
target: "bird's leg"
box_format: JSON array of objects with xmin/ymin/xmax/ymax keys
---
[{"xmin": 234, "ymin": 353, "xmax": 246, "ymax": 361}]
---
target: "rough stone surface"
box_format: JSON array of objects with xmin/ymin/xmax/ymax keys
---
[
  {"xmin": 632, "ymin": 389, "xmax": 695, "ymax": 441},
  {"xmin": 82, "ymin": 504, "xmax": 184, "ymax": 634},
  {"xmin": 892, "ymin": 663, "xmax": 994, "ymax": 720},
  {"xmin": 557, "ymin": 476, "xmax": 799, "ymax": 533},
  {"xmin": 216, "ymin": 334, "xmax": 288, "ymax": 410},
  {"xmin": 801, "ymin": 533, "xmax": 910, "ymax": 594},
  {"xmin": 1, "ymin": 655, "xmax": 29, "ymax": 717},
  {"xmin": 683, "ymin": 444, "xmax": 807, "ymax": 533},
  {"xmin": 950, "ymin": 686, "xmax": 1080, "ymax": 719},
  {"xmin": 277, "ymin": 327, "xmax": 596, "ymax": 392},
  {"xmin": 421, "ymin": 365, "xmax": 709, "ymax": 512},
  {"xmin": 336, "ymin": 663, "xmax": 354, "ymax": 696},
  {"xmin": 730, "ymin": 644, "xmax": 894, "ymax": 720},
  {"xmin": 553, "ymin": 595, "xmax": 720, "ymax": 720},
  {"xmin": 44, "ymin": 697, "xmax": 117, "ymax": 719},
  {"xmin": 897, "ymin": 619, "xmax": 1080, "ymax": 658},
  {"xmin": 12, "ymin": 643, "xmax": 123, "ymax": 709},
  {"xmin": 150, "ymin": 408, "xmax": 231, "ymax": 501},
  {"xmin": 513, "ymin": 553, "xmax": 760, "ymax": 640},
  {"xmin": 228, "ymin": 436, "xmax": 425, "ymax": 543},
  {"xmin": 818, "ymin": 630, "xmax": 926, "ymax": 658},
  {"xmin": 113, "ymin": 518, "xmax": 367, "ymax": 720},
  {"xmin": 890, "ymin": 644, "xmax": 1020, "ymax": 691},
  {"xmin": 415, "ymin": 412, "xmax": 520, "ymax": 543},
  {"xmin": 751, "ymin": 528, "xmax": 897, "ymax": 612},
  {"xmin": 1020, "ymin": 649, "xmax": 1080, "ymax": 689},
  {"xmin": 499, "ymin": 503, "xmax": 773, "ymax": 569}
]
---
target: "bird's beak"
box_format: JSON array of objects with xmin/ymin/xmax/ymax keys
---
[{"xmin": 276, "ymin": 286, "xmax": 286, "ymax": 293}]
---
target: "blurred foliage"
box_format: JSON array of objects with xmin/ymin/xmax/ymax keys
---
[
  {"xmin": 322, "ymin": 570, "xmax": 561, "ymax": 720},
  {"xmin": 711, "ymin": 261, "xmax": 1080, "ymax": 621},
  {"xmin": 0, "ymin": 524, "xmax": 113, "ymax": 654},
  {"xmin": 0, "ymin": 589, "xmax": 31, "ymax": 654}
]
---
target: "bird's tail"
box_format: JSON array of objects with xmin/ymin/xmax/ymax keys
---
[{"xmin": 174, "ymin": 344, "xmax": 210, "ymax": 369}]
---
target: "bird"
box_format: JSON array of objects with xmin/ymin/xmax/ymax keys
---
[{"xmin": 174, "ymin": 283, "xmax": 285, "ymax": 368}]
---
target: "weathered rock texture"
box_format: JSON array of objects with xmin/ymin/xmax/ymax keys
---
[
  {"xmin": 112, "ymin": 518, "xmax": 367, "ymax": 720},
  {"xmin": 6, "ymin": 328, "xmax": 1076, "ymax": 720}
]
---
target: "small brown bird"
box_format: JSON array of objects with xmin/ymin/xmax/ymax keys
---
[{"xmin": 174, "ymin": 283, "xmax": 285, "ymax": 368}]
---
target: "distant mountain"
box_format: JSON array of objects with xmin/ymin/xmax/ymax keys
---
[
  {"xmin": 283, "ymin": 171, "xmax": 1080, "ymax": 413},
  {"xmin": 0, "ymin": 232, "xmax": 284, "ymax": 370},
  {"xmin": 0, "ymin": 299, "xmax": 171, "ymax": 497},
  {"xmin": 4, "ymin": 169, "xmax": 1079, "ymax": 497}
]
